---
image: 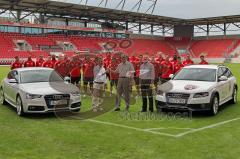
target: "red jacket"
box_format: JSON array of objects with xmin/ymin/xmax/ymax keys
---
[
  {"xmin": 11, "ymin": 61, "xmax": 22, "ymax": 70},
  {"xmin": 42, "ymin": 61, "xmax": 54, "ymax": 68},
  {"xmin": 24, "ymin": 60, "xmax": 35, "ymax": 67},
  {"xmin": 82, "ymin": 60, "xmax": 95, "ymax": 77},
  {"xmin": 69, "ymin": 61, "xmax": 82, "ymax": 77},
  {"xmin": 173, "ymin": 63, "xmax": 184, "ymax": 74},
  {"xmin": 161, "ymin": 61, "xmax": 173, "ymax": 79},
  {"xmin": 183, "ymin": 59, "xmax": 194, "ymax": 66},
  {"xmin": 151, "ymin": 61, "xmax": 160, "ymax": 78},
  {"xmin": 36, "ymin": 59, "xmax": 45, "ymax": 67},
  {"xmin": 109, "ymin": 63, "xmax": 119, "ymax": 80},
  {"xmin": 199, "ymin": 60, "xmax": 208, "ymax": 65},
  {"xmin": 54, "ymin": 60, "xmax": 69, "ymax": 77}
]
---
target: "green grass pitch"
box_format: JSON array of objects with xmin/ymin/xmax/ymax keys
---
[{"xmin": 0, "ymin": 64, "xmax": 240, "ymax": 159}]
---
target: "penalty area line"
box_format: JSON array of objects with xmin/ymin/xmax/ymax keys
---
[
  {"xmin": 175, "ymin": 117, "xmax": 240, "ymax": 138},
  {"xmin": 87, "ymin": 119, "xmax": 177, "ymax": 138}
]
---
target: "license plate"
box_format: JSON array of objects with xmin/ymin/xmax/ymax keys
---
[
  {"xmin": 50, "ymin": 100, "xmax": 68, "ymax": 105},
  {"xmin": 168, "ymin": 98, "xmax": 186, "ymax": 104}
]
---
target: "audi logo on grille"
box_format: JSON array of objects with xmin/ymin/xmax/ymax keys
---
[{"xmin": 52, "ymin": 95, "xmax": 63, "ymax": 100}]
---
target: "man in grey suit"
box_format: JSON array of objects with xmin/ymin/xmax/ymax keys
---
[{"xmin": 139, "ymin": 55, "xmax": 155, "ymax": 112}]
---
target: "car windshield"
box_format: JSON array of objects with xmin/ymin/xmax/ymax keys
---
[
  {"xmin": 173, "ymin": 68, "xmax": 216, "ymax": 82},
  {"xmin": 20, "ymin": 70, "xmax": 63, "ymax": 83}
]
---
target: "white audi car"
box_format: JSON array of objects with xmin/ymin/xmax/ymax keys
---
[
  {"xmin": 156, "ymin": 65, "xmax": 237, "ymax": 115},
  {"xmin": 0, "ymin": 67, "xmax": 81, "ymax": 116}
]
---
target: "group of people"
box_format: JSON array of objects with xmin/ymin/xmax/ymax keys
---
[{"xmin": 11, "ymin": 52, "xmax": 208, "ymax": 112}]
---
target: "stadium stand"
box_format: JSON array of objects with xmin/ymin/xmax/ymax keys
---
[
  {"xmin": 1, "ymin": 30, "xmax": 240, "ymax": 65},
  {"xmin": 189, "ymin": 39, "xmax": 240, "ymax": 58}
]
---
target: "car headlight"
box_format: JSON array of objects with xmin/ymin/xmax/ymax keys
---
[
  {"xmin": 71, "ymin": 91, "xmax": 80, "ymax": 96},
  {"xmin": 193, "ymin": 92, "xmax": 209, "ymax": 98},
  {"xmin": 26, "ymin": 93, "xmax": 42, "ymax": 99}
]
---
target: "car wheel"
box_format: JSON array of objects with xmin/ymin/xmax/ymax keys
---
[
  {"xmin": 230, "ymin": 86, "xmax": 237, "ymax": 104},
  {"xmin": 16, "ymin": 95, "xmax": 25, "ymax": 116},
  {"xmin": 0, "ymin": 88, "xmax": 7, "ymax": 105},
  {"xmin": 209, "ymin": 95, "xmax": 219, "ymax": 116}
]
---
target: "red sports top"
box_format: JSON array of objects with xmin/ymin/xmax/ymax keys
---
[
  {"xmin": 151, "ymin": 61, "xmax": 160, "ymax": 78},
  {"xmin": 51, "ymin": 59, "xmax": 58, "ymax": 66},
  {"xmin": 183, "ymin": 59, "xmax": 194, "ymax": 66},
  {"xmin": 54, "ymin": 60, "xmax": 69, "ymax": 77},
  {"xmin": 161, "ymin": 61, "xmax": 173, "ymax": 79},
  {"xmin": 103, "ymin": 57, "xmax": 111, "ymax": 68},
  {"xmin": 133, "ymin": 60, "xmax": 142, "ymax": 77},
  {"xmin": 82, "ymin": 60, "xmax": 95, "ymax": 77},
  {"xmin": 24, "ymin": 60, "xmax": 35, "ymax": 67},
  {"xmin": 173, "ymin": 63, "xmax": 184, "ymax": 74},
  {"xmin": 69, "ymin": 61, "xmax": 82, "ymax": 77},
  {"xmin": 42, "ymin": 61, "xmax": 54, "ymax": 68},
  {"xmin": 199, "ymin": 60, "xmax": 208, "ymax": 65},
  {"xmin": 36, "ymin": 59, "xmax": 45, "ymax": 67},
  {"xmin": 11, "ymin": 61, "xmax": 22, "ymax": 70},
  {"xmin": 109, "ymin": 62, "xmax": 119, "ymax": 80}
]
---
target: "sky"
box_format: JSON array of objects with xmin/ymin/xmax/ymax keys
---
[{"xmin": 53, "ymin": 0, "xmax": 240, "ymax": 19}]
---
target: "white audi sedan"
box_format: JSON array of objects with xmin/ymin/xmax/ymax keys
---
[
  {"xmin": 156, "ymin": 65, "xmax": 237, "ymax": 115},
  {"xmin": 0, "ymin": 67, "xmax": 81, "ymax": 116}
]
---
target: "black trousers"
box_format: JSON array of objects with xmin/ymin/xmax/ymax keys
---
[{"xmin": 140, "ymin": 79, "xmax": 153, "ymax": 112}]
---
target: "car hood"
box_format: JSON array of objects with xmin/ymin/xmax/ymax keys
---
[
  {"xmin": 19, "ymin": 82, "xmax": 79, "ymax": 95},
  {"xmin": 158, "ymin": 80, "xmax": 216, "ymax": 93}
]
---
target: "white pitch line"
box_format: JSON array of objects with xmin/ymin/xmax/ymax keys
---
[
  {"xmin": 87, "ymin": 119, "xmax": 177, "ymax": 138},
  {"xmin": 175, "ymin": 117, "xmax": 240, "ymax": 138},
  {"xmin": 144, "ymin": 127, "xmax": 195, "ymax": 131}
]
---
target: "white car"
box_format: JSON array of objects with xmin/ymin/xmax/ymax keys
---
[
  {"xmin": 0, "ymin": 67, "xmax": 81, "ymax": 116},
  {"xmin": 156, "ymin": 65, "xmax": 238, "ymax": 115}
]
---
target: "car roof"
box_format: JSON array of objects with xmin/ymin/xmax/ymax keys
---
[
  {"xmin": 184, "ymin": 65, "xmax": 221, "ymax": 69},
  {"xmin": 13, "ymin": 67, "xmax": 54, "ymax": 72}
]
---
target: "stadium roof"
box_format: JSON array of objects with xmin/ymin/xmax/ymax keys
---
[{"xmin": 0, "ymin": 0, "xmax": 240, "ymax": 26}]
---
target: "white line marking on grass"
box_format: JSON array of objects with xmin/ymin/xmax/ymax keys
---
[
  {"xmin": 144, "ymin": 127, "xmax": 195, "ymax": 131},
  {"xmin": 175, "ymin": 117, "xmax": 240, "ymax": 138},
  {"xmin": 88, "ymin": 119, "xmax": 177, "ymax": 138}
]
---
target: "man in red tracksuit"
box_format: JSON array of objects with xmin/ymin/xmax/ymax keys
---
[
  {"xmin": 82, "ymin": 55, "xmax": 95, "ymax": 95},
  {"xmin": 69, "ymin": 56, "xmax": 82, "ymax": 85},
  {"xmin": 151, "ymin": 56, "xmax": 160, "ymax": 88},
  {"xmin": 132, "ymin": 55, "xmax": 143, "ymax": 96},
  {"xmin": 51, "ymin": 54, "xmax": 58, "ymax": 66},
  {"xmin": 109, "ymin": 57, "xmax": 119, "ymax": 96},
  {"xmin": 173, "ymin": 56, "xmax": 184, "ymax": 74},
  {"xmin": 11, "ymin": 56, "xmax": 22, "ymax": 70},
  {"xmin": 36, "ymin": 55, "xmax": 45, "ymax": 67},
  {"xmin": 42, "ymin": 55, "xmax": 54, "ymax": 68},
  {"xmin": 199, "ymin": 55, "xmax": 208, "ymax": 65},
  {"xmin": 183, "ymin": 54, "xmax": 194, "ymax": 66},
  {"xmin": 24, "ymin": 55, "xmax": 35, "ymax": 67},
  {"xmin": 54, "ymin": 55, "xmax": 69, "ymax": 77},
  {"xmin": 161, "ymin": 56, "xmax": 173, "ymax": 83}
]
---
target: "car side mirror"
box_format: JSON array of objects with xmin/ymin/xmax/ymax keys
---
[
  {"xmin": 169, "ymin": 74, "xmax": 174, "ymax": 79},
  {"xmin": 64, "ymin": 76, "xmax": 71, "ymax": 83},
  {"xmin": 218, "ymin": 76, "xmax": 228, "ymax": 82},
  {"xmin": 8, "ymin": 79, "xmax": 17, "ymax": 84}
]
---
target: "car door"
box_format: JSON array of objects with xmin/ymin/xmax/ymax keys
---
[
  {"xmin": 3, "ymin": 71, "xmax": 14, "ymax": 102},
  {"xmin": 218, "ymin": 67, "xmax": 230, "ymax": 101},
  {"xmin": 217, "ymin": 67, "xmax": 228, "ymax": 103},
  {"xmin": 224, "ymin": 68, "xmax": 234, "ymax": 99},
  {"xmin": 5, "ymin": 71, "xmax": 19, "ymax": 104}
]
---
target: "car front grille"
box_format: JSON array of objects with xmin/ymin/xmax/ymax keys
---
[
  {"xmin": 166, "ymin": 93, "xmax": 190, "ymax": 106},
  {"xmin": 166, "ymin": 93, "xmax": 190, "ymax": 99},
  {"xmin": 44, "ymin": 94, "xmax": 70, "ymax": 109}
]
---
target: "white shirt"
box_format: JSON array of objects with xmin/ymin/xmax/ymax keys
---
[{"xmin": 93, "ymin": 65, "xmax": 107, "ymax": 83}]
